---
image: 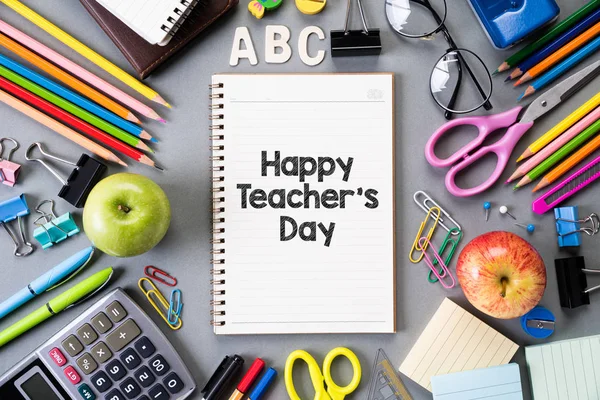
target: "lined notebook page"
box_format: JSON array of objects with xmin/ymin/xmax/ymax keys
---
[
  {"xmin": 526, "ymin": 334, "xmax": 600, "ymax": 400},
  {"xmin": 399, "ymin": 298, "xmax": 519, "ymax": 391},
  {"xmin": 431, "ymin": 364, "xmax": 523, "ymax": 400},
  {"xmin": 211, "ymin": 73, "xmax": 395, "ymax": 334}
]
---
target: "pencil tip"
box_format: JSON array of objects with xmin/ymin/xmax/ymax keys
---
[
  {"xmin": 516, "ymin": 155, "xmax": 524, "ymax": 162},
  {"xmin": 150, "ymin": 138, "xmax": 158, "ymax": 143},
  {"xmin": 159, "ymin": 118, "xmax": 167, "ymax": 124},
  {"xmin": 513, "ymin": 185, "xmax": 520, "ymax": 191},
  {"xmin": 154, "ymin": 164, "xmax": 164, "ymax": 171},
  {"xmin": 118, "ymin": 160, "xmax": 128, "ymax": 167},
  {"xmin": 504, "ymin": 75, "xmax": 512, "ymax": 83}
]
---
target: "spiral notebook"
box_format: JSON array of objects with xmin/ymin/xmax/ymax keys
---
[{"xmin": 210, "ymin": 73, "xmax": 396, "ymax": 334}]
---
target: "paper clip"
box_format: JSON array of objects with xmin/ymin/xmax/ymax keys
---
[
  {"xmin": 138, "ymin": 278, "xmax": 182, "ymax": 330},
  {"xmin": 33, "ymin": 200, "xmax": 80, "ymax": 249},
  {"xmin": 409, "ymin": 206, "xmax": 440, "ymax": 263},
  {"xmin": 25, "ymin": 143, "xmax": 106, "ymax": 208},
  {"xmin": 168, "ymin": 289, "xmax": 183, "ymax": 326},
  {"xmin": 144, "ymin": 265, "xmax": 178, "ymax": 287},
  {"xmin": 413, "ymin": 191, "xmax": 461, "ymax": 235},
  {"xmin": 419, "ymin": 237, "xmax": 456, "ymax": 289},
  {"xmin": 0, "ymin": 194, "xmax": 34, "ymax": 257},
  {"xmin": 429, "ymin": 227, "xmax": 463, "ymax": 284},
  {"xmin": 0, "ymin": 138, "xmax": 21, "ymax": 187}
]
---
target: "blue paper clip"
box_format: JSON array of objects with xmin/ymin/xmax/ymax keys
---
[
  {"xmin": 555, "ymin": 207, "xmax": 599, "ymax": 248},
  {"xmin": 0, "ymin": 194, "xmax": 34, "ymax": 257},
  {"xmin": 33, "ymin": 200, "xmax": 80, "ymax": 250},
  {"xmin": 168, "ymin": 289, "xmax": 183, "ymax": 326}
]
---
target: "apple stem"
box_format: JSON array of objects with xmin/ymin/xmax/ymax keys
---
[
  {"xmin": 500, "ymin": 278, "xmax": 508, "ymax": 298},
  {"xmin": 118, "ymin": 205, "xmax": 131, "ymax": 214}
]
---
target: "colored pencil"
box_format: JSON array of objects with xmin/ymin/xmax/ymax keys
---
[
  {"xmin": 518, "ymin": 36, "xmax": 600, "ymax": 101},
  {"xmin": 0, "ymin": 20, "xmax": 164, "ymax": 123},
  {"xmin": 0, "ymin": 0, "xmax": 170, "ymax": 107},
  {"xmin": 515, "ymin": 118, "xmax": 600, "ymax": 189},
  {"xmin": 534, "ymin": 134, "xmax": 600, "ymax": 191},
  {"xmin": 0, "ymin": 65, "xmax": 153, "ymax": 153},
  {"xmin": 518, "ymin": 92, "xmax": 600, "ymax": 161},
  {"xmin": 515, "ymin": 20, "xmax": 600, "ymax": 85},
  {"xmin": 0, "ymin": 52, "xmax": 156, "ymax": 142},
  {"xmin": 507, "ymin": 9, "xmax": 600, "ymax": 81},
  {"xmin": 0, "ymin": 89, "xmax": 125, "ymax": 166},
  {"xmin": 0, "ymin": 77, "xmax": 160, "ymax": 170},
  {"xmin": 495, "ymin": 0, "xmax": 600, "ymax": 73}
]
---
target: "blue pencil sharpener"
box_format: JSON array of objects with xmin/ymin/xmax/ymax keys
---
[{"xmin": 467, "ymin": 0, "xmax": 560, "ymax": 49}]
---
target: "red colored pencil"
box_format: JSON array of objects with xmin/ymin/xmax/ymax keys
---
[{"xmin": 0, "ymin": 76, "xmax": 162, "ymax": 170}]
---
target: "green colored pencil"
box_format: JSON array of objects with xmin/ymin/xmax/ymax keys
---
[
  {"xmin": 495, "ymin": 0, "xmax": 600, "ymax": 73},
  {"xmin": 514, "ymin": 118, "xmax": 600, "ymax": 189},
  {"xmin": 0, "ymin": 65, "xmax": 153, "ymax": 153}
]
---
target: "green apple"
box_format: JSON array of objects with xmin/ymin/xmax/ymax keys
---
[{"xmin": 83, "ymin": 173, "xmax": 171, "ymax": 257}]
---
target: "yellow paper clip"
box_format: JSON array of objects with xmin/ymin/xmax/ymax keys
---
[
  {"xmin": 138, "ymin": 278, "xmax": 182, "ymax": 330},
  {"xmin": 409, "ymin": 206, "xmax": 440, "ymax": 263}
]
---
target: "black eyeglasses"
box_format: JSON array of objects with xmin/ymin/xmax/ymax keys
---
[{"xmin": 385, "ymin": 0, "xmax": 493, "ymax": 119}]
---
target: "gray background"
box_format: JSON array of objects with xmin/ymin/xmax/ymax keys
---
[{"xmin": 0, "ymin": 0, "xmax": 598, "ymax": 399}]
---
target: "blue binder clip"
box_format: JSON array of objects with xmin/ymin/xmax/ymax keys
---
[
  {"xmin": 554, "ymin": 207, "xmax": 599, "ymax": 248},
  {"xmin": 33, "ymin": 200, "xmax": 80, "ymax": 250},
  {"xmin": 0, "ymin": 194, "xmax": 34, "ymax": 257}
]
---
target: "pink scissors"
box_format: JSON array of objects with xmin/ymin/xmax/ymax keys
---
[{"xmin": 425, "ymin": 60, "xmax": 600, "ymax": 197}]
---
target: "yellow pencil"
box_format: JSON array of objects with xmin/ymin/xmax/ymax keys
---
[
  {"xmin": 517, "ymin": 92, "xmax": 600, "ymax": 161},
  {"xmin": 0, "ymin": 0, "xmax": 171, "ymax": 108}
]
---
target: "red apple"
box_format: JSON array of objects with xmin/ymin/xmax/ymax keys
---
[{"xmin": 456, "ymin": 231, "xmax": 546, "ymax": 319}]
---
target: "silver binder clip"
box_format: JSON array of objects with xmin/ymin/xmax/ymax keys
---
[
  {"xmin": 0, "ymin": 194, "xmax": 34, "ymax": 257},
  {"xmin": 557, "ymin": 212, "xmax": 599, "ymax": 237},
  {"xmin": 413, "ymin": 191, "xmax": 461, "ymax": 234}
]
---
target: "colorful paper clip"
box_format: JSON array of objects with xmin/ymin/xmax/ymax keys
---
[
  {"xmin": 168, "ymin": 289, "xmax": 183, "ymax": 326},
  {"xmin": 419, "ymin": 237, "xmax": 456, "ymax": 289},
  {"xmin": 0, "ymin": 194, "xmax": 34, "ymax": 257},
  {"xmin": 413, "ymin": 191, "xmax": 461, "ymax": 234},
  {"xmin": 429, "ymin": 227, "xmax": 463, "ymax": 284},
  {"xmin": 0, "ymin": 138, "xmax": 21, "ymax": 187},
  {"xmin": 33, "ymin": 200, "xmax": 80, "ymax": 250},
  {"xmin": 554, "ymin": 207, "xmax": 598, "ymax": 248},
  {"xmin": 25, "ymin": 143, "xmax": 106, "ymax": 208},
  {"xmin": 409, "ymin": 206, "xmax": 440, "ymax": 263},
  {"xmin": 144, "ymin": 265, "xmax": 178, "ymax": 287},
  {"xmin": 138, "ymin": 278, "xmax": 182, "ymax": 330}
]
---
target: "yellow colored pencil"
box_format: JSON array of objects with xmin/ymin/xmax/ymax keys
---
[{"xmin": 0, "ymin": 0, "xmax": 171, "ymax": 108}]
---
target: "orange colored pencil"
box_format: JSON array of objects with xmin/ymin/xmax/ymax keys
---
[{"xmin": 516, "ymin": 20, "xmax": 600, "ymax": 85}]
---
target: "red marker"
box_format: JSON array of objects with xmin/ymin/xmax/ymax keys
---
[{"xmin": 228, "ymin": 358, "xmax": 265, "ymax": 400}]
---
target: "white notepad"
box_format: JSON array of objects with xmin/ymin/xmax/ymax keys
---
[
  {"xmin": 526, "ymin": 334, "xmax": 600, "ymax": 400},
  {"xmin": 399, "ymin": 298, "xmax": 519, "ymax": 392},
  {"xmin": 209, "ymin": 73, "xmax": 396, "ymax": 334}
]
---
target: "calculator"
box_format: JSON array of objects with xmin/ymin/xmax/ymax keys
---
[{"xmin": 0, "ymin": 288, "xmax": 196, "ymax": 400}]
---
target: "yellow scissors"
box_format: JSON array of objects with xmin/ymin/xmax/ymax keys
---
[{"xmin": 284, "ymin": 347, "xmax": 361, "ymax": 400}]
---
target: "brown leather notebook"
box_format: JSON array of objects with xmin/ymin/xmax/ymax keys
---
[{"xmin": 79, "ymin": 0, "xmax": 238, "ymax": 79}]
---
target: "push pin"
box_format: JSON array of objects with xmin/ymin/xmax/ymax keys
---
[
  {"xmin": 499, "ymin": 205, "xmax": 516, "ymax": 220},
  {"xmin": 520, "ymin": 306, "xmax": 555, "ymax": 339},
  {"xmin": 33, "ymin": 200, "xmax": 80, "ymax": 250},
  {"xmin": 515, "ymin": 223, "xmax": 535, "ymax": 233},
  {"xmin": 555, "ymin": 256, "xmax": 600, "ymax": 309},
  {"xmin": 25, "ymin": 143, "xmax": 106, "ymax": 208},
  {"xmin": 0, "ymin": 138, "xmax": 21, "ymax": 187},
  {"xmin": 0, "ymin": 194, "xmax": 34, "ymax": 257},
  {"xmin": 331, "ymin": 0, "xmax": 381, "ymax": 57},
  {"xmin": 483, "ymin": 201, "xmax": 491, "ymax": 221},
  {"xmin": 248, "ymin": 0, "xmax": 282, "ymax": 19}
]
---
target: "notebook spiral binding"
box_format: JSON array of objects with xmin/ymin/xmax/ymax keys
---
[
  {"xmin": 160, "ymin": 0, "xmax": 202, "ymax": 38},
  {"xmin": 210, "ymin": 82, "xmax": 226, "ymax": 327}
]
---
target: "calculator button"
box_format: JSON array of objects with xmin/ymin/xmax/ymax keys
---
[
  {"xmin": 106, "ymin": 301, "xmax": 128, "ymax": 322},
  {"xmin": 106, "ymin": 319, "xmax": 141, "ymax": 352},
  {"xmin": 91, "ymin": 312, "xmax": 113, "ymax": 333},
  {"xmin": 148, "ymin": 384, "xmax": 170, "ymax": 400},
  {"xmin": 91, "ymin": 341, "xmax": 113, "ymax": 364},
  {"xmin": 120, "ymin": 377, "xmax": 142, "ymax": 399},
  {"xmin": 91, "ymin": 370, "xmax": 112, "ymax": 392},
  {"xmin": 105, "ymin": 388, "xmax": 126, "ymax": 400},
  {"xmin": 77, "ymin": 323, "xmax": 98, "ymax": 345},
  {"xmin": 64, "ymin": 365, "xmax": 81, "ymax": 384},
  {"xmin": 62, "ymin": 335, "xmax": 84, "ymax": 357},
  {"xmin": 134, "ymin": 366, "xmax": 155, "ymax": 388},
  {"xmin": 76, "ymin": 353, "xmax": 98, "ymax": 375},
  {"xmin": 148, "ymin": 355, "xmax": 170, "ymax": 377},
  {"xmin": 137, "ymin": 397, "xmax": 149, "ymax": 400},
  {"xmin": 106, "ymin": 359, "xmax": 127, "ymax": 381},
  {"xmin": 134, "ymin": 337, "xmax": 155, "ymax": 358},
  {"xmin": 163, "ymin": 372, "xmax": 184, "ymax": 394},
  {"xmin": 120, "ymin": 348, "xmax": 141, "ymax": 370},
  {"xmin": 77, "ymin": 383, "xmax": 95, "ymax": 400},
  {"xmin": 49, "ymin": 347, "xmax": 67, "ymax": 367}
]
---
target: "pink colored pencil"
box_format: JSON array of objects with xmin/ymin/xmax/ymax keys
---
[
  {"xmin": 507, "ymin": 105, "xmax": 600, "ymax": 182},
  {"xmin": 0, "ymin": 19, "xmax": 165, "ymax": 123}
]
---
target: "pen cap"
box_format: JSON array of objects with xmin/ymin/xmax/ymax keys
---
[
  {"xmin": 30, "ymin": 247, "xmax": 94, "ymax": 293},
  {"xmin": 201, "ymin": 354, "xmax": 244, "ymax": 400},
  {"xmin": 248, "ymin": 368, "xmax": 277, "ymax": 400},
  {"xmin": 239, "ymin": 358, "xmax": 265, "ymax": 393}
]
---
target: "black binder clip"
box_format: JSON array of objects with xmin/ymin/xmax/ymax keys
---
[
  {"xmin": 25, "ymin": 143, "xmax": 106, "ymax": 208},
  {"xmin": 555, "ymin": 256, "xmax": 600, "ymax": 309},
  {"xmin": 331, "ymin": 0, "xmax": 381, "ymax": 57}
]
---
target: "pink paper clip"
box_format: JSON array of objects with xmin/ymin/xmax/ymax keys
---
[
  {"xmin": 144, "ymin": 265, "xmax": 178, "ymax": 287},
  {"xmin": 418, "ymin": 237, "xmax": 456, "ymax": 289},
  {"xmin": 0, "ymin": 138, "xmax": 21, "ymax": 187}
]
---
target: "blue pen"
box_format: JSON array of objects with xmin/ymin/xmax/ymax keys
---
[
  {"xmin": 248, "ymin": 368, "xmax": 277, "ymax": 400},
  {"xmin": 0, "ymin": 246, "xmax": 94, "ymax": 319}
]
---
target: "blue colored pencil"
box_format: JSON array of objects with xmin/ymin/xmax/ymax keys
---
[
  {"xmin": 518, "ymin": 35, "xmax": 600, "ymax": 101},
  {"xmin": 0, "ymin": 53, "xmax": 156, "ymax": 142},
  {"xmin": 507, "ymin": 6, "xmax": 600, "ymax": 81}
]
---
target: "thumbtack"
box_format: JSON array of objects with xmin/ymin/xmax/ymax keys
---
[
  {"xmin": 499, "ymin": 205, "xmax": 516, "ymax": 220},
  {"xmin": 483, "ymin": 202, "xmax": 491, "ymax": 221},
  {"xmin": 515, "ymin": 223, "xmax": 535, "ymax": 233}
]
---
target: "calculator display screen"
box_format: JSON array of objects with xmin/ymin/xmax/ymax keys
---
[{"xmin": 19, "ymin": 372, "xmax": 61, "ymax": 400}]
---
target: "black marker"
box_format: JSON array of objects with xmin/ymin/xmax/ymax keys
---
[{"xmin": 201, "ymin": 355, "xmax": 245, "ymax": 400}]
